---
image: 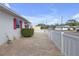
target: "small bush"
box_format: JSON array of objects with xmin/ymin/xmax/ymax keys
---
[
  {"xmin": 41, "ymin": 26, "xmax": 48, "ymax": 29},
  {"xmin": 21, "ymin": 28, "xmax": 34, "ymax": 37}
]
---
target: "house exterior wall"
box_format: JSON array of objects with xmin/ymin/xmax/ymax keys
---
[
  {"xmin": 62, "ymin": 28, "xmax": 68, "ymax": 30},
  {"xmin": 55, "ymin": 28, "xmax": 68, "ymax": 30},
  {"xmin": 0, "ymin": 10, "xmax": 22, "ymax": 45},
  {"xmin": 22, "ymin": 21, "xmax": 25, "ymax": 28}
]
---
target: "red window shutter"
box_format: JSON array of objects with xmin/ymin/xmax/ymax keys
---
[
  {"xmin": 13, "ymin": 18, "xmax": 16, "ymax": 30},
  {"xmin": 20, "ymin": 20, "xmax": 22, "ymax": 30}
]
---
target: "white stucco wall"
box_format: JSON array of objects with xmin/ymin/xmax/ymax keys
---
[
  {"xmin": 55, "ymin": 28, "xmax": 68, "ymax": 30},
  {"xmin": 0, "ymin": 11, "xmax": 21, "ymax": 45},
  {"xmin": 22, "ymin": 21, "xmax": 25, "ymax": 28}
]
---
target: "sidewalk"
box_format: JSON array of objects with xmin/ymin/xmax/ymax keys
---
[{"xmin": 0, "ymin": 30, "xmax": 62, "ymax": 56}]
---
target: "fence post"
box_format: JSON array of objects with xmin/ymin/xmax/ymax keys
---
[{"xmin": 61, "ymin": 32, "xmax": 64, "ymax": 54}]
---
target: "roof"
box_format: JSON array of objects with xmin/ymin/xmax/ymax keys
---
[{"xmin": 0, "ymin": 4, "xmax": 30, "ymax": 23}]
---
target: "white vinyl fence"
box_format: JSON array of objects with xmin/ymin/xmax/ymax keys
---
[{"xmin": 49, "ymin": 30, "xmax": 79, "ymax": 56}]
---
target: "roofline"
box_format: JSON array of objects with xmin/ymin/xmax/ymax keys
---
[{"xmin": 0, "ymin": 4, "xmax": 30, "ymax": 23}]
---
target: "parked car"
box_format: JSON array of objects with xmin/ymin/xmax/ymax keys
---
[
  {"xmin": 74, "ymin": 26, "xmax": 79, "ymax": 32},
  {"xmin": 76, "ymin": 28, "xmax": 79, "ymax": 32}
]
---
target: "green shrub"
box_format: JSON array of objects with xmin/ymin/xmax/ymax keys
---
[
  {"xmin": 21, "ymin": 28, "xmax": 34, "ymax": 37},
  {"xmin": 41, "ymin": 26, "xmax": 48, "ymax": 29}
]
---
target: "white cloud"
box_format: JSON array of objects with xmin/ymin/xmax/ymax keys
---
[
  {"xmin": 23, "ymin": 16, "xmax": 44, "ymax": 25},
  {"xmin": 21, "ymin": 8, "xmax": 58, "ymax": 26},
  {"xmin": 72, "ymin": 13, "xmax": 79, "ymax": 21},
  {"xmin": 22, "ymin": 15, "xmax": 60, "ymax": 26},
  {"xmin": 72, "ymin": 13, "xmax": 79, "ymax": 18},
  {"xmin": 47, "ymin": 19, "xmax": 59, "ymax": 25},
  {"xmin": 4, "ymin": 3, "xmax": 11, "ymax": 8}
]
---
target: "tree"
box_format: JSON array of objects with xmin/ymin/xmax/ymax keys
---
[
  {"xmin": 36, "ymin": 23, "xmax": 48, "ymax": 29},
  {"xmin": 66, "ymin": 19, "xmax": 79, "ymax": 26},
  {"xmin": 36, "ymin": 23, "xmax": 46, "ymax": 26},
  {"xmin": 66, "ymin": 19, "xmax": 79, "ymax": 30}
]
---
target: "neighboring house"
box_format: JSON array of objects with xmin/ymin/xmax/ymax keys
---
[
  {"xmin": 54, "ymin": 25, "xmax": 79, "ymax": 31},
  {"xmin": 55, "ymin": 25, "xmax": 73, "ymax": 30},
  {"xmin": 0, "ymin": 4, "xmax": 30, "ymax": 45},
  {"xmin": 33, "ymin": 26, "xmax": 41, "ymax": 31}
]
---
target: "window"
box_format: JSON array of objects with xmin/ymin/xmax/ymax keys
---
[
  {"xmin": 16, "ymin": 20, "xmax": 20, "ymax": 28},
  {"xmin": 13, "ymin": 18, "xmax": 22, "ymax": 30}
]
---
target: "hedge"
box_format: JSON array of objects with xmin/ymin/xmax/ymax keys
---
[{"xmin": 21, "ymin": 28, "xmax": 34, "ymax": 37}]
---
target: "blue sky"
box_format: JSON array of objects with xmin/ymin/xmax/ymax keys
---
[{"xmin": 5, "ymin": 3, "xmax": 79, "ymax": 25}]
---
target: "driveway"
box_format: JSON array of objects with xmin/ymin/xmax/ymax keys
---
[{"xmin": 0, "ymin": 30, "xmax": 62, "ymax": 56}]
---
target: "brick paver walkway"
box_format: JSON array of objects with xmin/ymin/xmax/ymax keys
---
[{"xmin": 0, "ymin": 31, "xmax": 62, "ymax": 56}]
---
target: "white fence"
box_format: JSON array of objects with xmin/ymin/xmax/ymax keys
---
[{"xmin": 49, "ymin": 30, "xmax": 79, "ymax": 56}]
